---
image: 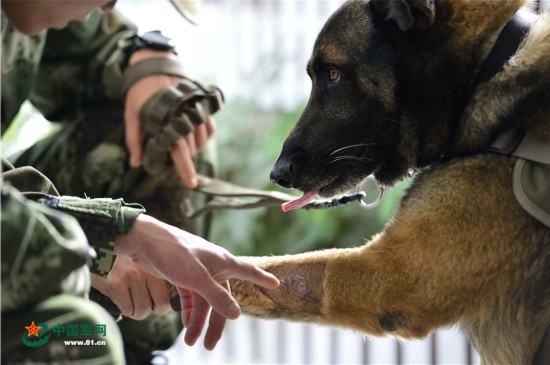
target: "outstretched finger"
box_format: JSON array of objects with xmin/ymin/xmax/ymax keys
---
[
  {"xmin": 178, "ymin": 288, "xmax": 194, "ymax": 327},
  {"xmin": 228, "ymin": 258, "xmax": 280, "ymax": 289},
  {"xmin": 183, "ymin": 293, "xmax": 211, "ymax": 347},
  {"xmin": 203, "ymin": 282, "xmax": 230, "ymax": 350},
  {"xmin": 195, "ymin": 275, "xmax": 241, "ymax": 321}
]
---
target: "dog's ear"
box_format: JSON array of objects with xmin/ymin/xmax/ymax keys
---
[{"xmin": 370, "ymin": 0, "xmax": 435, "ymax": 31}]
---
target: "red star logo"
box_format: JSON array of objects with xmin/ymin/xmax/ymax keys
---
[{"xmin": 25, "ymin": 321, "xmax": 41, "ymax": 337}]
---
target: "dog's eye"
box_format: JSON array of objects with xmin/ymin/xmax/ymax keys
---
[{"xmin": 328, "ymin": 68, "xmax": 341, "ymax": 84}]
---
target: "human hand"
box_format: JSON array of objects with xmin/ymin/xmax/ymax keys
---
[
  {"xmin": 124, "ymin": 49, "xmax": 217, "ymax": 189},
  {"xmin": 114, "ymin": 214, "xmax": 280, "ymax": 350},
  {"xmin": 90, "ymin": 255, "xmax": 171, "ymax": 320}
]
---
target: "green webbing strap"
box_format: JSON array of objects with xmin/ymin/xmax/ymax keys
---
[
  {"xmin": 188, "ymin": 174, "xmax": 368, "ymax": 219},
  {"xmin": 137, "ymin": 75, "xmax": 224, "ymax": 183},
  {"xmin": 121, "ymin": 57, "xmax": 187, "ymax": 96},
  {"xmin": 140, "ymin": 87, "xmax": 185, "ymax": 131},
  {"xmin": 189, "ymin": 174, "xmax": 299, "ymax": 218}
]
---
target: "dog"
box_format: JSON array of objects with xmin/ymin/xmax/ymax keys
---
[{"xmin": 229, "ymin": 0, "xmax": 550, "ymax": 364}]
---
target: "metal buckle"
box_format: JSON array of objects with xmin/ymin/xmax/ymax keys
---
[{"xmin": 358, "ymin": 175, "xmax": 384, "ymax": 209}]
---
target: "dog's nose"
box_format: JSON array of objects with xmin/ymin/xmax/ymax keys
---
[{"xmin": 270, "ymin": 157, "xmax": 293, "ymax": 189}]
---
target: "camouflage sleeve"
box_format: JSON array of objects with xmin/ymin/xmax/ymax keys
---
[
  {"xmin": 28, "ymin": 9, "xmax": 138, "ymax": 121},
  {"xmin": 38, "ymin": 195, "xmax": 146, "ymax": 277},
  {"xmin": 3, "ymin": 160, "xmax": 146, "ymax": 278},
  {"xmin": 1, "ymin": 184, "xmax": 94, "ymax": 313}
]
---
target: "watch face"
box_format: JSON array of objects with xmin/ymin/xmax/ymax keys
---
[{"xmin": 139, "ymin": 31, "xmax": 175, "ymax": 51}]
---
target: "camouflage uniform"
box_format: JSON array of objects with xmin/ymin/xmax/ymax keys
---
[
  {"xmin": 2, "ymin": 7, "xmax": 214, "ymax": 363},
  {"xmin": 1, "ymin": 159, "xmax": 141, "ymax": 364}
]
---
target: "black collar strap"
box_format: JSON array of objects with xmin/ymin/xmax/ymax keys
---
[
  {"xmin": 483, "ymin": 2, "xmax": 550, "ymax": 166},
  {"xmin": 471, "ymin": 8, "xmax": 538, "ymax": 91}
]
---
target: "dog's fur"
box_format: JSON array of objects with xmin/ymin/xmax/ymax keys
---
[{"xmin": 229, "ymin": 1, "xmax": 550, "ymax": 364}]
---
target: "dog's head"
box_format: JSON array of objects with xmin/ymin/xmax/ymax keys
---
[{"xmin": 270, "ymin": 0, "xmax": 524, "ymax": 206}]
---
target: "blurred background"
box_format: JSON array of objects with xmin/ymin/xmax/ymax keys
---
[{"xmin": 16, "ymin": 0, "xmax": 550, "ymax": 363}]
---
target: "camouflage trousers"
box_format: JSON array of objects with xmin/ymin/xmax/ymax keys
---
[
  {"xmin": 1, "ymin": 294, "xmax": 125, "ymax": 365},
  {"xmin": 15, "ymin": 102, "xmax": 216, "ymax": 358}
]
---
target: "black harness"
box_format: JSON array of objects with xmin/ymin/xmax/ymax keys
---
[
  {"xmin": 471, "ymin": 8, "xmax": 538, "ymax": 155},
  {"xmin": 472, "ymin": 7, "xmax": 538, "ymax": 91}
]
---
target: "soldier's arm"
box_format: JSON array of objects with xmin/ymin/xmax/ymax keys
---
[
  {"xmin": 28, "ymin": 9, "xmax": 220, "ymax": 189},
  {"xmin": 2, "ymin": 160, "xmax": 145, "ymax": 279},
  {"xmin": 38, "ymin": 194, "xmax": 145, "ymax": 278}
]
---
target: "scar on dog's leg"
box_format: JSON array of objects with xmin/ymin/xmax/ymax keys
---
[
  {"xmin": 230, "ymin": 258, "xmax": 326, "ymax": 321},
  {"xmin": 280, "ymin": 276, "xmax": 309, "ymax": 297},
  {"xmin": 261, "ymin": 263, "xmax": 325, "ymax": 314}
]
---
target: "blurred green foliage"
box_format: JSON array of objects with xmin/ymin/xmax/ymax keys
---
[{"xmin": 209, "ymin": 100, "xmax": 411, "ymax": 256}]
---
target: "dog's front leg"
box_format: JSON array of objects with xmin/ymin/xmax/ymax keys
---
[{"xmin": 231, "ymin": 237, "xmax": 458, "ymax": 340}]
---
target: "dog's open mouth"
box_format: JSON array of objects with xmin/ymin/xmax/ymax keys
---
[
  {"xmin": 281, "ymin": 175, "xmax": 361, "ymax": 212},
  {"xmin": 280, "ymin": 173, "xmax": 384, "ymax": 212}
]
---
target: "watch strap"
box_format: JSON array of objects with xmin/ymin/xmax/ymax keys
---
[
  {"xmin": 125, "ymin": 31, "xmax": 177, "ymax": 66},
  {"xmin": 134, "ymin": 31, "xmax": 175, "ymax": 51}
]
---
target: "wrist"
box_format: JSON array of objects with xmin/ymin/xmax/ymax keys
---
[
  {"xmin": 115, "ymin": 213, "xmax": 150, "ymax": 256},
  {"xmin": 115, "ymin": 213, "xmax": 170, "ymax": 258}
]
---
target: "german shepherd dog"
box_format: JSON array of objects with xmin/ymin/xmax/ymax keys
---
[{"xmin": 229, "ymin": 0, "xmax": 550, "ymax": 363}]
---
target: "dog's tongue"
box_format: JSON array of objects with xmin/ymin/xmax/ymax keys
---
[{"xmin": 281, "ymin": 190, "xmax": 320, "ymax": 212}]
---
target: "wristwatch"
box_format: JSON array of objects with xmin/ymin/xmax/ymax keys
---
[{"xmin": 126, "ymin": 31, "xmax": 177, "ymax": 66}]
